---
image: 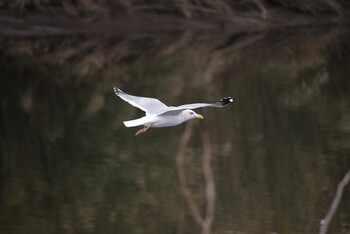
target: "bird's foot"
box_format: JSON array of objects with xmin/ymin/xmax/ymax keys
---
[{"xmin": 135, "ymin": 125, "xmax": 151, "ymax": 136}]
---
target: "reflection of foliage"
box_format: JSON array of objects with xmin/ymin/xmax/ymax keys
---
[
  {"xmin": 1, "ymin": 0, "xmax": 349, "ymax": 42},
  {"xmin": 0, "ymin": 63, "xmax": 194, "ymax": 233},
  {"xmin": 3, "ymin": 0, "xmax": 349, "ymax": 16},
  {"xmin": 324, "ymin": 39, "xmax": 350, "ymax": 98},
  {"xmin": 1, "ymin": 26, "xmax": 350, "ymax": 234}
]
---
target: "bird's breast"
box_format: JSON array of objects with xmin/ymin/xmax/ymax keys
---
[{"xmin": 151, "ymin": 114, "xmax": 186, "ymax": 128}]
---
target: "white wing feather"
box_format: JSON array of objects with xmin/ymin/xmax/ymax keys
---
[
  {"xmin": 114, "ymin": 87, "xmax": 168, "ymax": 115},
  {"xmin": 114, "ymin": 87, "xmax": 234, "ymax": 116}
]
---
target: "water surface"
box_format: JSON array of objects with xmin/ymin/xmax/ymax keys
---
[{"xmin": 1, "ymin": 26, "xmax": 350, "ymax": 234}]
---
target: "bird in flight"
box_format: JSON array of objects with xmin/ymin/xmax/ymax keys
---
[{"xmin": 114, "ymin": 87, "xmax": 234, "ymax": 136}]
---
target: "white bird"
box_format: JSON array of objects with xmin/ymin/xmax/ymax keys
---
[{"xmin": 114, "ymin": 87, "xmax": 234, "ymax": 136}]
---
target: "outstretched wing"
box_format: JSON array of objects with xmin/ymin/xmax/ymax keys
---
[
  {"xmin": 159, "ymin": 97, "xmax": 234, "ymax": 115},
  {"xmin": 114, "ymin": 87, "xmax": 168, "ymax": 115}
]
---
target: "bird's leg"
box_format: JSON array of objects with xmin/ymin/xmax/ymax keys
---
[{"xmin": 135, "ymin": 125, "xmax": 151, "ymax": 136}]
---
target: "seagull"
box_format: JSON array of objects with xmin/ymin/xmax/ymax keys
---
[{"xmin": 114, "ymin": 87, "xmax": 234, "ymax": 136}]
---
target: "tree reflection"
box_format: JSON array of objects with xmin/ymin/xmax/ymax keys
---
[
  {"xmin": 320, "ymin": 169, "xmax": 350, "ymax": 234},
  {"xmin": 176, "ymin": 121, "xmax": 215, "ymax": 234},
  {"xmin": 1, "ymin": 26, "xmax": 350, "ymax": 234}
]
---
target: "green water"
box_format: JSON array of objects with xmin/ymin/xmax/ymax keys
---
[{"xmin": 1, "ymin": 26, "xmax": 350, "ymax": 234}]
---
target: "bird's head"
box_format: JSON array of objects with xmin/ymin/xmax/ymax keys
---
[{"xmin": 182, "ymin": 110, "xmax": 204, "ymax": 121}]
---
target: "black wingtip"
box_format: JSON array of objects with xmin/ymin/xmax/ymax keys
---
[
  {"xmin": 113, "ymin": 87, "xmax": 123, "ymax": 96},
  {"xmin": 219, "ymin": 97, "xmax": 234, "ymax": 106}
]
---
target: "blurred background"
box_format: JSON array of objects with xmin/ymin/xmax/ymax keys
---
[{"xmin": 1, "ymin": 1, "xmax": 350, "ymax": 234}]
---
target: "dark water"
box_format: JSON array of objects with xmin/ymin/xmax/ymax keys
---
[{"xmin": 1, "ymin": 26, "xmax": 350, "ymax": 234}]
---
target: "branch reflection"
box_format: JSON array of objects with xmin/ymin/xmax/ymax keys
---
[
  {"xmin": 175, "ymin": 121, "xmax": 216, "ymax": 234},
  {"xmin": 320, "ymin": 169, "xmax": 350, "ymax": 234}
]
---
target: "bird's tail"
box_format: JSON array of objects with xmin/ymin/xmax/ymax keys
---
[{"xmin": 123, "ymin": 116, "xmax": 150, "ymax": 127}]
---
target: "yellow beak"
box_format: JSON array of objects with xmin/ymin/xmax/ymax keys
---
[{"xmin": 196, "ymin": 114, "xmax": 204, "ymax": 120}]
